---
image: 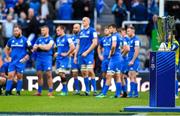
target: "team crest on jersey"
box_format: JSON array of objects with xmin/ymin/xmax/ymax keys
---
[
  {"xmin": 12, "ymin": 40, "xmax": 15, "ymax": 43},
  {"xmin": 20, "ymin": 39, "xmax": 23, "ymax": 44},
  {"xmin": 45, "ymin": 39, "xmax": 48, "ymax": 42},
  {"xmin": 62, "ymin": 38, "xmax": 65, "ymax": 42},
  {"xmin": 86, "ymin": 30, "xmax": 90, "ymax": 34}
]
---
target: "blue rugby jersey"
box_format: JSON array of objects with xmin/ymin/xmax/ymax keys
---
[{"xmin": 78, "ymin": 27, "xmax": 98, "ymax": 55}]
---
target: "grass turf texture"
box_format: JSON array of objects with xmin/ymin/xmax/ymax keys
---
[{"xmin": 0, "ymin": 91, "xmax": 180, "ymax": 115}]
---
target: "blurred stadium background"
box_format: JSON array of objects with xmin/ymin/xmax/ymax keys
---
[
  {"xmin": 0, "ymin": 0, "xmax": 180, "ymax": 115},
  {"xmin": 0, "ymin": 0, "xmax": 179, "ymax": 72}
]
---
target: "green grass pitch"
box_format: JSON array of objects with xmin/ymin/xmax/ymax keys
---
[{"xmin": 0, "ymin": 91, "xmax": 180, "ymax": 115}]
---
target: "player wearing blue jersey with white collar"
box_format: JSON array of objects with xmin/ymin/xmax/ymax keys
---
[
  {"xmin": 33, "ymin": 26, "xmax": 54, "ymax": 96},
  {"xmin": 97, "ymin": 27, "xmax": 111, "ymax": 92},
  {"xmin": 119, "ymin": 28, "xmax": 130, "ymax": 98},
  {"xmin": 55, "ymin": 25, "xmax": 75, "ymax": 96},
  {"xmin": 96, "ymin": 24, "xmax": 123, "ymax": 98},
  {"xmin": 71, "ymin": 24, "xmax": 81, "ymax": 95},
  {"xmin": 4, "ymin": 25, "xmax": 29, "ymax": 96},
  {"xmin": 127, "ymin": 26, "xmax": 140, "ymax": 98},
  {"xmin": 74, "ymin": 17, "xmax": 98, "ymax": 96}
]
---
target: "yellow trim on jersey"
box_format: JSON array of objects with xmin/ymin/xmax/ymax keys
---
[{"xmin": 168, "ymin": 39, "xmax": 179, "ymax": 65}]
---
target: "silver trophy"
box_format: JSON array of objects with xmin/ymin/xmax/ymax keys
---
[{"xmin": 157, "ymin": 16, "xmax": 175, "ymax": 51}]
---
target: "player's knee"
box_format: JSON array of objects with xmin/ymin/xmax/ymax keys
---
[
  {"xmin": 0, "ymin": 77, "xmax": 6, "ymax": 84},
  {"xmin": 46, "ymin": 71, "xmax": 52, "ymax": 79},
  {"xmin": 17, "ymin": 73, "xmax": 23, "ymax": 80},
  {"xmin": 88, "ymin": 70, "xmax": 95, "ymax": 77},
  {"xmin": 102, "ymin": 72, "xmax": 106, "ymax": 78},
  {"xmin": 72, "ymin": 72, "xmax": 78, "ymax": 78},
  {"xmin": 81, "ymin": 71, "xmax": 88, "ymax": 77},
  {"xmin": 37, "ymin": 71, "xmax": 43, "ymax": 78}
]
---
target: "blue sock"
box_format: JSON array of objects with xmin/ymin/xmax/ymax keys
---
[
  {"xmin": 84, "ymin": 77, "xmax": 90, "ymax": 92},
  {"xmin": 49, "ymin": 87, "xmax": 53, "ymax": 93},
  {"xmin": 6, "ymin": 80, "xmax": 13, "ymax": 91},
  {"xmin": 115, "ymin": 82, "xmax": 122, "ymax": 97},
  {"xmin": 91, "ymin": 79, "xmax": 97, "ymax": 92},
  {"xmin": 102, "ymin": 85, "xmax": 109, "ymax": 95},
  {"xmin": 38, "ymin": 85, "xmax": 42, "ymax": 93},
  {"xmin": 122, "ymin": 85, "xmax": 127, "ymax": 93},
  {"xmin": 16, "ymin": 80, "xmax": 23, "ymax": 92},
  {"xmin": 103, "ymin": 78, "xmax": 106, "ymax": 87},
  {"xmin": 62, "ymin": 84, "xmax": 67, "ymax": 93},
  {"xmin": 129, "ymin": 82, "xmax": 134, "ymax": 95},
  {"xmin": 134, "ymin": 82, "xmax": 138, "ymax": 95},
  {"xmin": 74, "ymin": 78, "xmax": 80, "ymax": 91},
  {"xmin": 176, "ymin": 80, "xmax": 179, "ymax": 96}
]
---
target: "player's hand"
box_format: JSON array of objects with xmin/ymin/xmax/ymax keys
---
[
  {"xmin": 74, "ymin": 57, "xmax": 77, "ymax": 64},
  {"xmin": 38, "ymin": 44, "xmax": 44, "ymax": 49},
  {"xmin": 54, "ymin": 52, "xmax": 58, "ymax": 57},
  {"xmin": 82, "ymin": 51, "xmax": 88, "ymax": 57},
  {"xmin": 32, "ymin": 45, "xmax": 38, "ymax": 52},
  {"xmin": 20, "ymin": 55, "xmax": 29, "ymax": 63},
  {"xmin": 98, "ymin": 55, "xmax": 104, "ymax": 61},
  {"xmin": 5, "ymin": 57, "xmax": 12, "ymax": 62},
  {"xmin": 61, "ymin": 52, "xmax": 68, "ymax": 57},
  {"xmin": 128, "ymin": 60, "xmax": 134, "ymax": 66}
]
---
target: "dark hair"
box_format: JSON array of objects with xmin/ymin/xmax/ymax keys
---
[
  {"xmin": 41, "ymin": 25, "xmax": 49, "ymax": 29},
  {"xmin": 13, "ymin": 24, "xmax": 22, "ymax": 30},
  {"xmin": 57, "ymin": 25, "xmax": 65, "ymax": 30},
  {"xmin": 108, "ymin": 24, "xmax": 117, "ymax": 29},
  {"xmin": 117, "ymin": 27, "xmax": 126, "ymax": 32},
  {"xmin": 127, "ymin": 25, "xmax": 135, "ymax": 30}
]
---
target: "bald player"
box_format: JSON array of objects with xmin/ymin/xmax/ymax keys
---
[
  {"xmin": 71, "ymin": 24, "xmax": 81, "ymax": 95},
  {"xmin": 74, "ymin": 17, "xmax": 98, "ymax": 96}
]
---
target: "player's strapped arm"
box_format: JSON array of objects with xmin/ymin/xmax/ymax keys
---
[
  {"xmin": 108, "ymin": 35, "xmax": 117, "ymax": 58},
  {"xmin": 66, "ymin": 38, "xmax": 75, "ymax": 56},
  {"xmin": 83, "ymin": 31, "xmax": 98, "ymax": 55},
  {"xmin": 131, "ymin": 40, "xmax": 140, "ymax": 62},
  {"xmin": 74, "ymin": 39, "xmax": 80, "ymax": 64}
]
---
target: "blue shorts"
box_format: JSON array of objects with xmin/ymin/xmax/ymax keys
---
[
  {"xmin": 101, "ymin": 59, "xmax": 109, "ymax": 73},
  {"xmin": 128, "ymin": 58, "xmax": 139, "ymax": 72},
  {"xmin": 8, "ymin": 61, "xmax": 26, "ymax": 74},
  {"xmin": 56, "ymin": 57, "xmax": 70, "ymax": 70},
  {"xmin": 36, "ymin": 58, "xmax": 52, "ymax": 71},
  {"xmin": 107, "ymin": 56, "xmax": 122, "ymax": 74},
  {"xmin": 0, "ymin": 62, "xmax": 9, "ymax": 73},
  {"xmin": 71, "ymin": 57, "xmax": 79, "ymax": 71},
  {"xmin": 121, "ymin": 57, "xmax": 129, "ymax": 74},
  {"xmin": 78, "ymin": 54, "xmax": 94, "ymax": 66}
]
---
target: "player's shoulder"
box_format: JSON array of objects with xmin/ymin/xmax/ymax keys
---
[
  {"xmin": 21, "ymin": 35, "xmax": 27, "ymax": 41},
  {"xmin": 89, "ymin": 27, "xmax": 96, "ymax": 32},
  {"xmin": 134, "ymin": 35, "xmax": 140, "ymax": 41}
]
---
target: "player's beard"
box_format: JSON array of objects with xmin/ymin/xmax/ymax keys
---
[
  {"xmin": 14, "ymin": 33, "xmax": 21, "ymax": 38},
  {"xmin": 73, "ymin": 31, "xmax": 78, "ymax": 34}
]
